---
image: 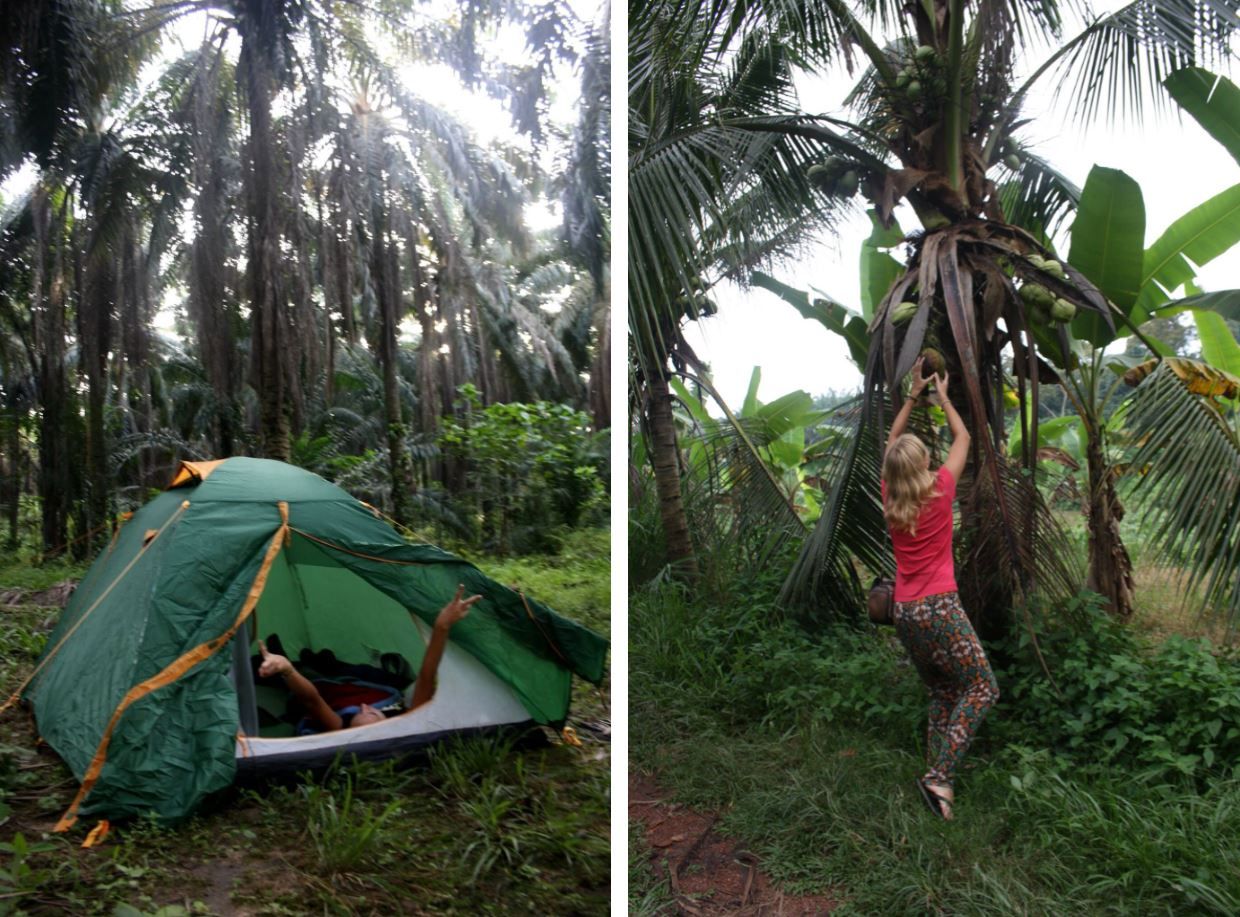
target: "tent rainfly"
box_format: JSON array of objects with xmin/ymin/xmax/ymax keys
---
[{"xmin": 10, "ymin": 458, "xmax": 608, "ymax": 829}]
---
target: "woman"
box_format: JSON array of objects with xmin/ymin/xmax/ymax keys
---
[{"xmin": 882, "ymin": 356, "xmax": 998, "ymax": 821}]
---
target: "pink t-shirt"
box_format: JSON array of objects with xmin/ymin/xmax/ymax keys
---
[{"xmin": 881, "ymin": 465, "xmax": 958, "ymax": 602}]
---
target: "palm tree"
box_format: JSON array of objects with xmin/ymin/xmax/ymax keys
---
[
  {"xmin": 629, "ymin": 0, "xmax": 1240, "ymax": 619},
  {"xmin": 0, "ymin": 0, "xmax": 604, "ymax": 549}
]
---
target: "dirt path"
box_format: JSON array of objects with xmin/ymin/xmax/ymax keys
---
[{"xmin": 630, "ymin": 772, "xmax": 840, "ymax": 915}]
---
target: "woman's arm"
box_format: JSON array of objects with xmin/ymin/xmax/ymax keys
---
[
  {"xmin": 930, "ymin": 372, "xmax": 971, "ymax": 481},
  {"xmin": 887, "ymin": 356, "xmax": 931, "ymax": 453},
  {"xmin": 258, "ymin": 642, "xmax": 343, "ymax": 732},
  {"xmin": 409, "ymin": 585, "xmax": 483, "ymax": 710}
]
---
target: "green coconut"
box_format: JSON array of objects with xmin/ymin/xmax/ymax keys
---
[
  {"xmin": 915, "ymin": 44, "xmax": 937, "ymax": 62},
  {"xmin": 892, "ymin": 300, "xmax": 919, "ymax": 323},
  {"xmin": 1004, "ymin": 153, "xmax": 1020, "ymax": 171},
  {"xmin": 895, "ymin": 70, "xmax": 911, "ymax": 89},
  {"xmin": 1020, "ymin": 282, "xmax": 1054, "ymax": 308},
  {"xmin": 1051, "ymin": 298, "xmax": 1077, "ymax": 322},
  {"xmin": 837, "ymin": 170, "xmax": 859, "ymax": 196},
  {"xmin": 1044, "ymin": 260, "xmax": 1068, "ymax": 280},
  {"xmin": 906, "ymin": 80, "xmax": 923, "ymax": 99}
]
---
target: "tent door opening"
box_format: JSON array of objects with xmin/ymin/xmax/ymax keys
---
[{"xmin": 233, "ymin": 533, "xmax": 428, "ymax": 738}]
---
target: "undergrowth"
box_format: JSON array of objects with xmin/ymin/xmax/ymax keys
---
[
  {"xmin": 631, "ymin": 578, "xmax": 1240, "ymax": 914},
  {"xmin": 0, "ymin": 532, "xmax": 610, "ymax": 915}
]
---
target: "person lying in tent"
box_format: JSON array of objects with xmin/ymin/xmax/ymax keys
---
[{"xmin": 256, "ymin": 584, "xmax": 482, "ymax": 732}]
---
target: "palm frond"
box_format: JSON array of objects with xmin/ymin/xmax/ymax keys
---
[
  {"xmin": 996, "ymin": 146, "xmax": 1083, "ymax": 237},
  {"xmin": 780, "ymin": 375, "xmax": 892, "ymax": 619},
  {"xmin": 1048, "ymin": 0, "xmax": 1240, "ymax": 126},
  {"xmin": 1125, "ymin": 360, "xmax": 1240, "ymax": 628}
]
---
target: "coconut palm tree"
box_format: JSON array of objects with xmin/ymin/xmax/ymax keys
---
[{"xmin": 629, "ymin": 0, "xmax": 1240, "ymax": 620}]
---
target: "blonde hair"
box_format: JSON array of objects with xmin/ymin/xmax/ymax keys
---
[{"xmin": 882, "ymin": 434, "xmax": 938, "ymax": 534}]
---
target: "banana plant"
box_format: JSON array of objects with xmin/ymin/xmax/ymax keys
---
[
  {"xmin": 672, "ymin": 368, "xmax": 829, "ymax": 520},
  {"xmin": 1035, "ymin": 68, "xmax": 1240, "ymax": 617}
]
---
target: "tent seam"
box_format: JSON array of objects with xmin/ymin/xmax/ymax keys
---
[{"xmin": 54, "ymin": 507, "xmax": 289, "ymax": 832}]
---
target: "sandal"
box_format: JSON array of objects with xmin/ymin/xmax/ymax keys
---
[{"xmin": 916, "ymin": 778, "xmax": 954, "ymax": 821}]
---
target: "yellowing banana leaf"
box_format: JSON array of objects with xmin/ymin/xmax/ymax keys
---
[{"xmin": 1123, "ymin": 357, "xmax": 1240, "ymax": 399}]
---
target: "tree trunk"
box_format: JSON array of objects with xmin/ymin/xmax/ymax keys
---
[
  {"xmin": 33, "ymin": 186, "xmax": 71, "ymax": 557},
  {"xmin": 646, "ymin": 373, "xmax": 698, "ymax": 578},
  {"xmin": 4, "ymin": 413, "xmax": 18, "ymax": 549},
  {"xmin": 1085, "ymin": 431, "xmax": 1135, "ymax": 617},
  {"xmin": 241, "ymin": 41, "xmax": 290, "ymax": 462},
  {"xmin": 374, "ymin": 212, "xmax": 415, "ymax": 526},
  {"xmin": 79, "ymin": 227, "xmax": 113, "ymax": 555},
  {"xmin": 589, "ymin": 290, "xmax": 610, "ymax": 432}
]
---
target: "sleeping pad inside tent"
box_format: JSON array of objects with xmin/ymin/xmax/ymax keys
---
[{"xmin": 14, "ymin": 457, "xmax": 608, "ymax": 829}]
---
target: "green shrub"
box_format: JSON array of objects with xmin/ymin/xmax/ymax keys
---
[
  {"xmin": 993, "ymin": 590, "xmax": 1240, "ymax": 783},
  {"xmin": 630, "ymin": 580, "xmax": 924, "ymax": 740},
  {"xmin": 439, "ymin": 386, "xmax": 607, "ymax": 554}
]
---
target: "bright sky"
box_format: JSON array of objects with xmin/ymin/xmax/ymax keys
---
[{"xmin": 683, "ymin": 8, "xmax": 1240, "ymax": 409}]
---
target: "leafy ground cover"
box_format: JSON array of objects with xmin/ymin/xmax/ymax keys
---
[
  {"xmin": 630, "ymin": 569, "xmax": 1240, "ymax": 915},
  {"xmin": 0, "ymin": 527, "xmax": 610, "ymax": 916}
]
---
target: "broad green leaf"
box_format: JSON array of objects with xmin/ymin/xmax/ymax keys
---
[
  {"xmin": 1164, "ymin": 68, "xmax": 1240, "ymax": 167},
  {"xmin": 768, "ymin": 431, "xmax": 805, "ymax": 470},
  {"xmin": 1194, "ymin": 310, "xmax": 1240, "ymax": 380},
  {"xmin": 1134, "ymin": 184, "xmax": 1240, "ymax": 324},
  {"xmin": 1152, "ymin": 289, "xmax": 1240, "ymax": 323},
  {"xmin": 1068, "ymin": 166, "xmax": 1145, "ymax": 346},
  {"xmin": 669, "ymin": 377, "xmax": 715, "ymax": 427},
  {"xmin": 756, "ymin": 390, "xmax": 816, "ymax": 437},
  {"xmin": 1008, "ymin": 414, "xmax": 1084, "ymax": 462},
  {"xmin": 742, "ymin": 367, "xmax": 762, "ymax": 416},
  {"xmin": 751, "ymin": 271, "xmax": 871, "ymax": 369},
  {"xmin": 859, "ymin": 210, "xmax": 905, "ymax": 321}
]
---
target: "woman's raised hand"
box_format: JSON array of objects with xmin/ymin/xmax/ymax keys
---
[
  {"xmin": 930, "ymin": 371, "xmax": 950, "ymax": 406},
  {"xmin": 909, "ymin": 356, "xmax": 930, "ymax": 397}
]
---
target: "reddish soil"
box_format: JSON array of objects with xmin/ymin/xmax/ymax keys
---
[{"xmin": 630, "ymin": 772, "xmax": 840, "ymax": 915}]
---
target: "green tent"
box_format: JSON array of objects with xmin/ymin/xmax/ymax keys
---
[{"xmin": 19, "ymin": 458, "xmax": 607, "ymax": 829}]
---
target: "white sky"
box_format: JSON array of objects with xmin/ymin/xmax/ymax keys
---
[{"xmin": 683, "ymin": 8, "xmax": 1240, "ymax": 408}]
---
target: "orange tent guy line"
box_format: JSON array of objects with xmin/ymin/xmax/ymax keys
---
[
  {"xmin": 289, "ymin": 527, "xmax": 431, "ymax": 567},
  {"xmin": 54, "ymin": 505, "xmax": 289, "ymax": 833},
  {"xmin": 519, "ymin": 591, "xmax": 571, "ymax": 667},
  {"xmin": 1, "ymin": 502, "xmax": 191, "ymax": 715}
]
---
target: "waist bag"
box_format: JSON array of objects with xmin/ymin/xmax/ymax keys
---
[{"xmin": 867, "ymin": 577, "xmax": 895, "ymax": 625}]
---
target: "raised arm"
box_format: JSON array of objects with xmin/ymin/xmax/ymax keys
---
[
  {"xmin": 409, "ymin": 585, "xmax": 483, "ymax": 711},
  {"xmin": 930, "ymin": 372, "xmax": 971, "ymax": 482},
  {"xmin": 887, "ymin": 356, "xmax": 931, "ymax": 454},
  {"xmin": 258, "ymin": 641, "xmax": 342, "ymax": 732}
]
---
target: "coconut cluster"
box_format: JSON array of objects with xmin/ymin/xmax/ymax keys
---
[
  {"xmin": 806, "ymin": 156, "xmax": 859, "ymax": 198},
  {"xmin": 894, "ymin": 44, "xmax": 945, "ymax": 106},
  {"xmin": 1018, "ymin": 254, "xmax": 1076, "ymax": 325}
]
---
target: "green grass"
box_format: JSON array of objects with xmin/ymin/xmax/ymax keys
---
[
  {"xmin": 0, "ymin": 529, "xmax": 610, "ymax": 915},
  {"xmin": 631, "ymin": 580, "xmax": 1240, "ymax": 915},
  {"xmin": 628, "ymin": 820, "xmax": 673, "ymax": 916}
]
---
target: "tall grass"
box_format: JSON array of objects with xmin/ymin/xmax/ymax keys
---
[{"xmin": 631, "ymin": 580, "xmax": 1240, "ymax": 914}]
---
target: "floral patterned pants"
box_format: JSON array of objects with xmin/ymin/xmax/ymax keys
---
[{"xmin": 893, "ymin": 591, "xmax": 999, "ymax": 789}]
